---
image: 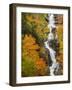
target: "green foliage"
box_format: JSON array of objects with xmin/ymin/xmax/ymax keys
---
[
  {"xmin": 57, "ymin": 25, "xmax": 63, "ymax": 52},
  {"xmin": 21, "ymin": 13, "xmax": 63, "ymax": 76},
  {"xmin": 22, "ymin": 13, "xmax": 49, "ymax": 45},
  {"xmin": 22, "ymin": 56, "xmax": 37, "ymax": 77},
  {"xmin": 22, "ymin": 34, "xmax": 47, "ymax": 76}
]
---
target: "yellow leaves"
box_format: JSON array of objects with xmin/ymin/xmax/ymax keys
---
[
  {"xmin": 26, "ymin": 15, "xmax": 33, "ymax": 22},
  {"xmin": 22, "ymin": 14, "xmax": 63, "ymax": 76},
  {"xmin": 28, "ymin": 50, "xmax": 39, "ymax": 61},
  {"xmin": 22, "ymin": 34, "xmax": 47, "ymax": 76},
  {"xmin": 22, "ymin": 34, "xmax": 40, "ymax": 61},
  {"xmin": 36, "ymin": 29, "xmax": 43, "ymax": 35},
  {"xmin": 25, "ymin": 14, "xmax": 49, "ymax": 41},
  {"xmin": 56, "ymin": 25, "xmax": 63, "ymax": 50},
  {"xmin": 23, "ymin": 34, "xmax": 40, "ymax": 50},
  {"xmin": 56, "ymin": 25, "xmax": 63, "ymax": 66},
  {"xmin": 23, "ymin": 34, "xmax": 36, "ymax": 44},
  {"xmin": 28, "ymin": 45, "xmax": 39, "ymax": 50},
  {"xmin": 57, "ymin": 25, "xmax": 63, "ymax": 35},
  {"xmin": 26, "ymin": 15, "xmax": 41, "ymax": 24}
]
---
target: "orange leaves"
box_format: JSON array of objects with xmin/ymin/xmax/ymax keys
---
[
  {"xmin": 23, "ymin": 34, "xmax": 40, "ymax": 50},
  {"xmin": 56, "ymin": 52, "xmax": 63, "ymax": 64},
  {"xmin": 24, "ymin": 44, "xmax": 39, "ymax": 50},
  {"xmin": 36, "ymin": 58, "xmax": 46, "ymax": 69},
  {"xmin": 21, "ymin": 13, "xmax": 63, "ymax": 76},
  {"xmin": 35, "ymin": 58, "xmax": 47, "ymax": 76},
  {"xmin": 22, "ymin": 34, "xmax": 40, "ymax": 61},
  {"xmin": 28, "ymin": 50, "xmax": 39, "ymax": 61},
  {"xmin": 22, "ymin": 34, "xmax": 47, "ymax": 76},
  {"xmin": 23, "ymin": 34, "xmax": 36, "ymax": 45}
]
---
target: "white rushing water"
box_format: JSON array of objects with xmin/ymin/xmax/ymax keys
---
[{"xmin": 44, "ymin": 14, "xmax": 59, "ymax": 76}]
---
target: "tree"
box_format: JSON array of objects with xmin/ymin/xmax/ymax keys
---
[{"xmin": 22, "ymin": 34, "xmax": 47, "ymax": 76}]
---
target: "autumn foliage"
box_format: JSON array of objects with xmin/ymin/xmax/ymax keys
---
[
  {"xmin": 21, "ymin": 13, "xmax": 63, "ymax": 76},
  {"xmin": 22, "ymin": 34, "xmax": 47, "ymax": 76},
  {"xmin": 35, "ymin": 58, "xmax": 47, "ymax": 76}
]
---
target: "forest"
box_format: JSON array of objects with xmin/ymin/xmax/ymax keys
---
[{"xmin": 21, "ymin": 13, "xmax": 63, "ymax": 77}]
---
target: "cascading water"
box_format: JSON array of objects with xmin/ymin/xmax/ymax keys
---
[{"xmin": 44, "ymin": 14, "xmax": 59, "ymax": 76}]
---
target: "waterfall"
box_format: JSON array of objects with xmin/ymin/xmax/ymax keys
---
[{"xmin": 44, "ymin": 14, "xmax": 59, "ymax": 76}]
